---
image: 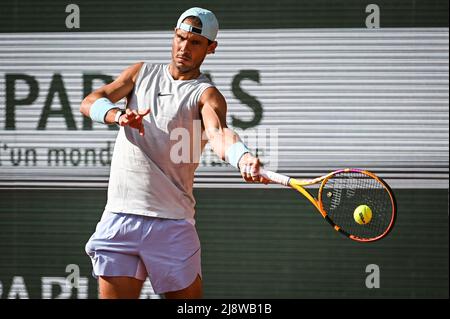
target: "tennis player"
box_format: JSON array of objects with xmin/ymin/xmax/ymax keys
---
[{"xmin": 81, "ymin": 7, "xmax": 268, "ymax": 299}]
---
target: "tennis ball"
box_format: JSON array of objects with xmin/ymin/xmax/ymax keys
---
[{"xmin": 354, "ymin": 205, "xmax": 372, "ymax": 225}]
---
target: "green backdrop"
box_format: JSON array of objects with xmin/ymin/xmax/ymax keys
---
[{"xmin": 0, "ymin": 188, "xmax": 447, "ymax": 298}]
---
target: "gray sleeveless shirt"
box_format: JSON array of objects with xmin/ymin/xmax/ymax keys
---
[{"xmin": 104, "ymin": 63, "xmax": 214, "ymax": 223}]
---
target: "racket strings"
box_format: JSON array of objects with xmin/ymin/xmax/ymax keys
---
[{"xmin": 320, "ymin": 172, "xmax": 394, "ymax": 240}]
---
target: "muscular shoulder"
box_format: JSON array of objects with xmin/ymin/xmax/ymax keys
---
[
  {"xmin": 199, "ymin": 87, "xmax": 226, "ymax": 111},
  {"xmin": 114, "ymin": 62, "xmax": 144, "ymax": 85},
  {"xmin": 128, "ymin": 62, "xmax": 145, "ymax": 82}
]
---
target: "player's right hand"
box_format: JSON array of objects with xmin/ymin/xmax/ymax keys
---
[
  {"xmin": 118, "ymin": 108, "xmax": 151, "ymax": 136},
  {"xmin": 239, "ymin": 153, "xmax": 270, "ymax": 184}
]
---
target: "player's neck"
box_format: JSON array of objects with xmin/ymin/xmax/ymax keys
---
[{"xmin": 168, "ymin": 63, "xmax": 201, "ymax": 81}]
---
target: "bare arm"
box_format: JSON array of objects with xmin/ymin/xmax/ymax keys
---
[
  {"xmin": 80, "ymin": 62, "xmax": 149, "ymax": 131},
  {"xmin": 200, "ymin": 87, "xmax": 268, "ymax": 183}
]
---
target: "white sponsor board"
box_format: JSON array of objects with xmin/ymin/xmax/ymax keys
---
[{"xmin": 0, "ymin": 28, "xmax": 448, "ymax": 188}]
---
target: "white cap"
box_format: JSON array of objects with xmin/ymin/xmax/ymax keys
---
[{"xmin": 176, "ymin": 7, "xmax": 219, "ymax": 41}]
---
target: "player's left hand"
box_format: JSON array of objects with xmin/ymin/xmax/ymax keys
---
[
  {"xmin": 119, "ymin": 108, "xmax": 151, "ymax": 136},
  {"xmin": 238, "ymin": 153, "xmax": 270, "ymax": 184}
]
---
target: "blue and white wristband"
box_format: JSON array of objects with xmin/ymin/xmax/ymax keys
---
[
  {"xmin": 225, "ymin": 141, "xmax": 250, "ymax": 169},
  {"xmin": 89, "ymin": 97, "xmax": 117, "ymax": 124}
]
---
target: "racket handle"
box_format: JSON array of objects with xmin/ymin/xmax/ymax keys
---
[{"xmin": 259, "ymin": 169, "xmax": 290, "ymax": 186}]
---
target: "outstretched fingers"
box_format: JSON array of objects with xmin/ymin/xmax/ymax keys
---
[{"xmin": 122, "ymin": 108, "xmax": 150, "ymax": 136}]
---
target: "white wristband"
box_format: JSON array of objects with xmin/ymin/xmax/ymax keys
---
[
  {"xmin": 114, "ymin": 109, "xmax": 125, "ymax": 124},
  {"xmin": 89, "ymin": 97, "xmax": 116, "ymax": 124},
  {"xmin": 225, "ymin": 141, "xmax": 250, "ymax": 169}
]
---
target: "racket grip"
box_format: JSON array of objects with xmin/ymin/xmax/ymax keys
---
[{"xmin": 259, "ymin": 169, "xmax": 290, "ymax": 186}]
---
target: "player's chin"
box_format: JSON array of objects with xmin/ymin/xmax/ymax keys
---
[{"xmin": 174, "ymin": 59, "xmax": 193, "ymax": 71}]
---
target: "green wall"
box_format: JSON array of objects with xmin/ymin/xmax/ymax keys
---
[
  {"xmin": 0, "ymin": 0, "xmax": 448, "ymax": 32},
  {"xmin": 0, "ymin": 188, "xmax": 447, "ymax": 298}
]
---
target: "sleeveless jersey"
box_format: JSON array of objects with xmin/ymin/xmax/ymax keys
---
[{"xmin": 104, "ymin": 63, "xmax": 214, "ymax": 223}]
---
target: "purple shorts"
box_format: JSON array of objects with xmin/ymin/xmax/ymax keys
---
[{"xmin": 85, "ymin": 212, "xmax": 201, "ymax": 294}]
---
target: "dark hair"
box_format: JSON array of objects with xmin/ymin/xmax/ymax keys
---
[{"xmin": 182, "ymin": 16, "xmax": 214, "ymax": 45}]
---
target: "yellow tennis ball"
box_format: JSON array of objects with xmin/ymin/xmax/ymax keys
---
[{"xmin": 354, "ymin": 205, "xmax": 373, "ymax": 225}]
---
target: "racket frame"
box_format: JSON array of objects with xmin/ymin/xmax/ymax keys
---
[{"xmin": 266, "ymin": 168, "xmax": 397, "ymax": 242}]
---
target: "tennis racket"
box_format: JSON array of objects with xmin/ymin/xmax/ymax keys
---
[{"xmin": 259, "ymin": 168, "xmax": 397, "ymax": 242}]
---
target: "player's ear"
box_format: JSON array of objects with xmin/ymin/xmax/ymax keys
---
[{"xmin": 207, "ymin": 41, "xmax": 218, "ymax": 54}]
